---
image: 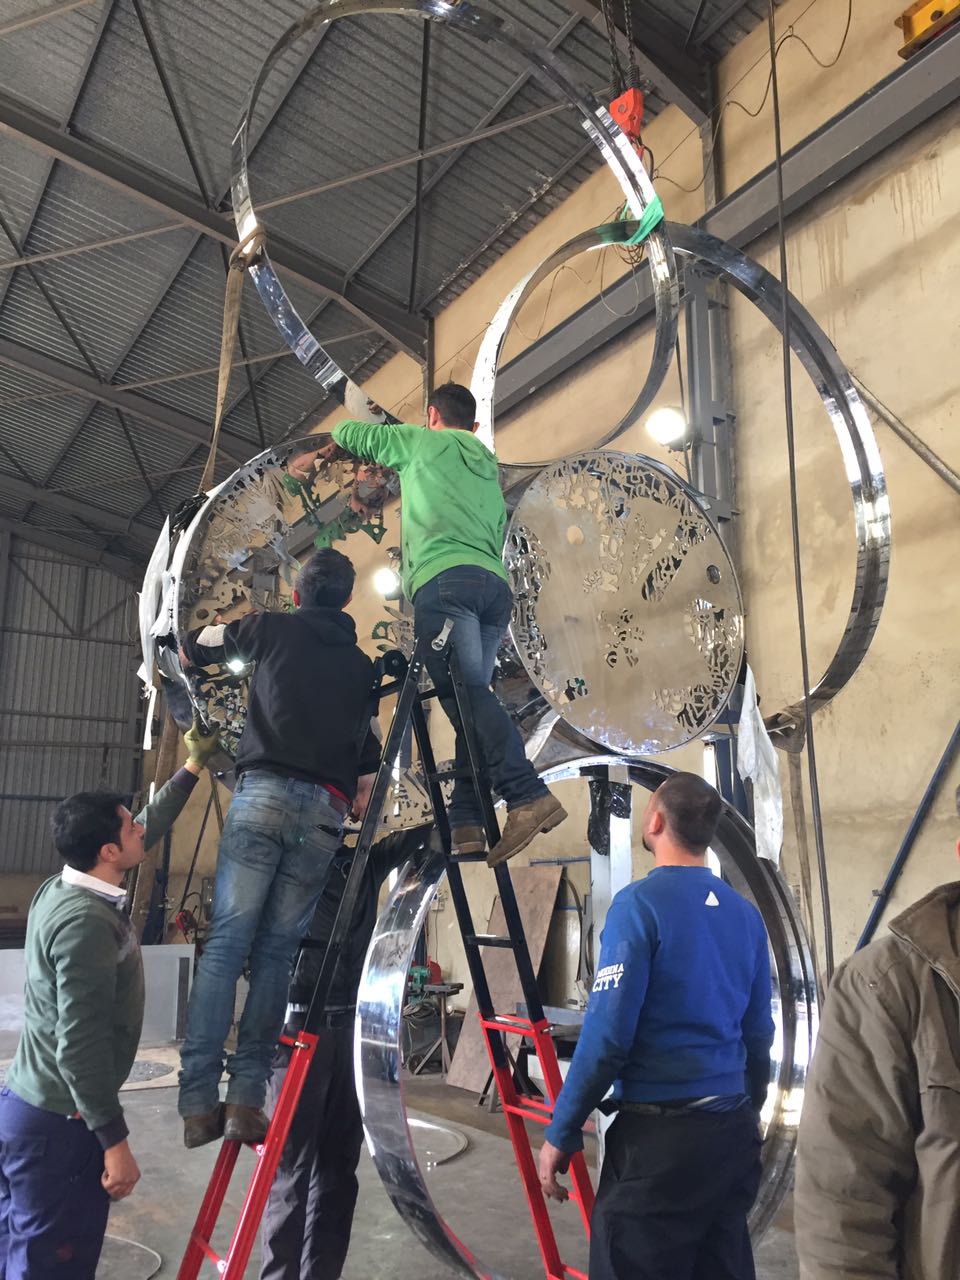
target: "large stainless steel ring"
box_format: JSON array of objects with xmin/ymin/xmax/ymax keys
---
[
  {"xmin": 231, "ymin": 0, "xmax": 678, "ymax": 403},
  {"xmin": 667, "ymin": 222, "xmax": 890, "ymax": 713},
  {"xmin": 471, "ymin": 222, "xmax": 677, "ymax": 459},
  {"xmin": 473, "ymin": 218, "xmax": 891, "ymax": 713},
  {"xmin": 356, "ymin": 757, "xmax": 817, "ymax": 1277}
]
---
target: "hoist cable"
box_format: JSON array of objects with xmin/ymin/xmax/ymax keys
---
[{"xmin": 766, "ymin": 0, "xmax": 834, "ymax": 980}]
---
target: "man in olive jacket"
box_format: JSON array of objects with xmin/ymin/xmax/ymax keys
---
[
  {"xmin": 0, "ymin": 719, "xmax": 218, "ymax": 1280},
  {"xmin": 794, "ymin": 788, "xmax": 960, "ymax": 1279}
]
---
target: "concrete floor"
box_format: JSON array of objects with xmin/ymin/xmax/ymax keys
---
[{"xmin": 99, "ymin": 1070, "xmax": 800, "ymax": 1279}]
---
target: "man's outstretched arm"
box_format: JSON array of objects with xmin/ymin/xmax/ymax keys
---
[
  {"xmin": 332, "ymin": 420, "xmax": 422, "ymax": 472},
  {"xmin": 539, "ymin": 895, "xmax": 654, "ymax": 1199}
]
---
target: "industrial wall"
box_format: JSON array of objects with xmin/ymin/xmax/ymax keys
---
[{"xmin": 0, "ymin": 532, "xmax": 143, "ymax": 931}]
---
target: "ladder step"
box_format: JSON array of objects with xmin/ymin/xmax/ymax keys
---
[
  {"xmin": 503, "ymin": 1103, "xmax": 551, "ymax": 1125},
  {"xmin": 194, "ymin": 1234, "xmax": 224, "ymax": 1268},
  {"xmin": 448, "ymin": 851, "xmax": 488, "ymax": 863},
  {"xmin": 429, "ymin": 768, "xmax": 474, "ymax": 783},
  {"xmin": 466, "ymin": 933, "xmax": 516, "ymax": 949}
]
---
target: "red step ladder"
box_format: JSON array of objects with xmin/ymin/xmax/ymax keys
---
[
  {"xmin": 177, "ymin": 1030, "xmax": 317, "ymax": 1278},
  {"xmin": 177, "ymin": 641, "xmax": 594, "ymax": 1279}
]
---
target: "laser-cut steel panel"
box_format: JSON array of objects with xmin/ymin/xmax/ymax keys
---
[
  {"xmin": 506, "ymin": 450, "xmax": 744, "ymax": 754},
  {"xmin": 157, "ymin": 435, "xmax": 392, "ymax": 753}
]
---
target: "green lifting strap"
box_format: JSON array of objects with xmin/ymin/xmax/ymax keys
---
[{"xmin": 622, "ymin": 192, "xmax": 664, "ymax": 245}]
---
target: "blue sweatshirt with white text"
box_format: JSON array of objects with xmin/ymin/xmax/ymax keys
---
[{"xmin": 544, "ymin": 866, "xmax": 775, "ymax": 1153}]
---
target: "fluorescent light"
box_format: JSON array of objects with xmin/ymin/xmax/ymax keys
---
[
  {"xmin": 373, "ymin": 567, "xmax": 400, "ymax": 597},
  {"xmin": 645, "ymin": 405, "xmax": 688, "ymax": 447}
]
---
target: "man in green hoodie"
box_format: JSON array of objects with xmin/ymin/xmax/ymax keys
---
[
  {"xmin": 331, "ymin": 381, "xmax": 566, "ymax": 866},
  {"xmin": 0, "ymin": 718, "xmax": 219, "ymax": 1280}
]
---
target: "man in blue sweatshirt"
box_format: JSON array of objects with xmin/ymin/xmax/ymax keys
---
[{"xmin": 538, "ymin": 772, "xmax": 774, "ymax": 1280}]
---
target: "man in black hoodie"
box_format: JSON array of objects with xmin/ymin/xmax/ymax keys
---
[
  {"xmin": 176, "ymin": 549, "xmax": 381, "ymax": 1148},
  {"xmin": 260, "ymin": 823, "xmax": 433, "ymax": 1280}
]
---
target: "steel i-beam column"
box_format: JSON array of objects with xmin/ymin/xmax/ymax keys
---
[
  {"xmin": 684, "ymin": 259, "xmax": 737, "ymax": 523},
  {"xmin": 587, "ymin": 764, "xmax": 633, "ymax": 1166}
]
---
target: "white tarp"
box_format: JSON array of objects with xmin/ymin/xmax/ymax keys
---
[
  {"xmin": 136, "ymin": 519, "xmax": 172, "ymax": 749},
  {"xmin": 737, "ymin": 664, "xmax": 784, "ymax": 865}
]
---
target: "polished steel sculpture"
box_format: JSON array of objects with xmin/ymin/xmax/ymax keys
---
[
  {"xmin": 161, "ymin": 439, "xmax": 372, "ymax": 753},
  {"xmin": 471, "ymin": 218, "xmax": 891, "ymax": 721},
  {"xmin": 230, "ymin": 0, "xmax": 678, "ymax": 425},
  {"xmin": 357, "ymin": 756, "xmax": 817, "ymax": 1278}
]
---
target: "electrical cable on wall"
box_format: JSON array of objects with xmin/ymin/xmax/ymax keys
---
[
  {"xmin": 766, "ymin": 0, "xmax": 835, "ymax": 981},
  {"xmin": 655, "ymin": 0, "xmax": 853, "ymax": 196}
]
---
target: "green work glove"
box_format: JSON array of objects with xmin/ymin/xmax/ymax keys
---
[{"xmin": 183, "ymin": 714, "xmax": 220, "ymax": 769}]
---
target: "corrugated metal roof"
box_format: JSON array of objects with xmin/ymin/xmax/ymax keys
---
[
  {"xmin": 684, "ymin": 0, "xmax": 786, "ymax": 57},
  {"xmin": 0, "ymin": 0, "xmax": 764, "ymax": 565},
  {"xmin": 0, "ymin": 0, "xmax": 102, "ymax": 120},
  {"xmin": 0, "ymin": 490, "xmax": 28, "ymax": 522},
  {"xmin": 124, "ymin": 0, "xmax": 326, "ymax": 200},
  {"xmin": 0, "ymin": 270, "xmax": 93, "ymax": 371},
  {"xmin": 43, "ymin": 402, "xmax": 152, "ymax": 516},
  {"xmin": 71, "ymin": 1, "xmax": 203, "ymax": 192},
  {"xmin": 0, "ymin": 136, "xmax": 66, "ymax": 248},
  {"xmin": 0, "ymin": 364, "xmax": 98, "ymax": 481}
]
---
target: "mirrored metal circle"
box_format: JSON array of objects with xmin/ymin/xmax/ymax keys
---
[
  {"xmin": 505, "ymin": 450, "xmax": 744, "ymax": 754},
  {"xmin": 168, "ymin": 434, "xmax": 392, "ymax": 758},
  {"xmin": 409, "ymin": 1115, "xmax": 469, "ymax": 1169},
  {"xmin": 356, "ymin": 757, "xmax": 817, "ymax": 1277},
  {"xmin": 471, "ymin": 224, "xmax": 676, "ymax": 462},
  {"xmin": 156, "ymin": 433, "xmax": 427, "ymax": 827}
]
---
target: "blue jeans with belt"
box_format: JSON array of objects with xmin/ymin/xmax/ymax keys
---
[
  {"xmin": 414, "ymin": 566, "xmax": 548, "ymax": 827},
  {"xmin": 0, "ymin": 1087, "xmax": 109, "ymax": 1280},
  {"xmin": 178, "ymin": 771, "xmax": 344, "ymax": 1116}
]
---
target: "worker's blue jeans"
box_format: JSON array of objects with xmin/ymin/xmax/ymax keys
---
[
  {"xmin": 178, "ymin": 772, "xmax": 343, "ymax": 1116},
  {"xmin": 413, "ymin": 567, "xmax": 548, "ymax": 828}
]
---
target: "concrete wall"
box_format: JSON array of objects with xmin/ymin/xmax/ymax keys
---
[{"xmin": 158, "ymin": 8, "xmax": 959, "ymax": 1001}]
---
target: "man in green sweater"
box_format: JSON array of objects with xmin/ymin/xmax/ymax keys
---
[
  {"xmin": 331, "ymin": 381, "xmax": 566, "ymax": 865},
  {"xmin": 0, "ymin": 719, "xmax": 219, "ymax": 1280}
]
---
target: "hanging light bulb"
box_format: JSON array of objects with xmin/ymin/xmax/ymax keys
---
[
  {"xmin": 645, "ymin": 406, "xmax": 688, "ymax": 448},
  {"xmin": 373, "ymin": 567, "xmax": 401, "ymax": 598}
]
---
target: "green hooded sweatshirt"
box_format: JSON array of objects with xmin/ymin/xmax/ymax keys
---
[{"xmin": 332, "ymin": 420, "xmax": 508, "ymax": 599}]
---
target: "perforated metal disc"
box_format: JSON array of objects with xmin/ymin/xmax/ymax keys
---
[{"xmin": 506, "ymin": 450, "xmax": 744, "ymax": 754}]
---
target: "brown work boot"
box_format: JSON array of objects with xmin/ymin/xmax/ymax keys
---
[
  {"xmin": 182, "ymin": 1104, "xmax": 224, "ymax": 1149},
  {"xmin": 223, "ymin": 1103, "xmax": 269, "ymax": 1144},
  {"xmin": 487, "ymin": 794, "xmax": 567, "ymax": 867},
  {"xmin": 451, "ymin": 824, "xmax": 485, "ymax": 854}
]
